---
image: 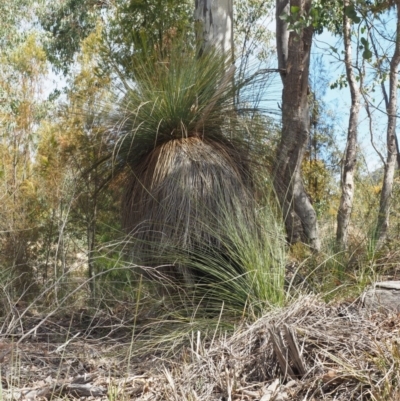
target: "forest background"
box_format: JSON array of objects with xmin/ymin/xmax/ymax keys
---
[
  {"xmin": 2, "ymin": 0, "xmax": 400, "ymax": 399},
  {"xmin": 1, "ymin": 0, "xmax": 400, "ymax": 355}
]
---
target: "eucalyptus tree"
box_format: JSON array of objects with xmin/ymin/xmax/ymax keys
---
[
  {"xmin": 40, "ymin": 0, "xmax": 193, "ymax": 75},
  {"xmin": 336, "ymin": 1, "xmax": 362, "ymax": 250},
  {"xmin": 194, "ymin": 0, "xmax": 234, "ymax": 58},
  {"xmin": 334, "ymin": 0, "xmax": 400, "ymax": 246},
  {"xmin": 39, "ymin": 0, "xmax": 100, "ymax": 74},
  {"xmin": 274, "ymin": 0, "xmax": 320, "ymax": 250},
  {"xmin": 375, "ymin": 0, "xmax": 400, "ymax": 245},
  {"xmin": 0, "ymin": 0, "xmax": 33, "ymax": 44},
  {"xmin": 0, "ymin": 1, "xmax": 50, "ymax": 293}
]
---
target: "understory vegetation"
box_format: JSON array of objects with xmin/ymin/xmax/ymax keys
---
[{"xmin": 2, "ymin": 0, "xmax": 400, "ymax": 400}]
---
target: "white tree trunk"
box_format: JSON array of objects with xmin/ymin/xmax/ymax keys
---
[
  {"xmin": 194, "ymin": 0, "xmax": 234, "ymax": 60},
  {"xmin": 376, "ymin": 0, "xmax": 400, "ymax": 245},
  {"xmin": 276, "ymin": 0, "xmax": 289, "ymax": 79},
  {"xmin": 336, "ymin": 0, "xmax": 360, "ymax": 250}
]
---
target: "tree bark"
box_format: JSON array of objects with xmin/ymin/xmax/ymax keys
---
[
  {"xmin": 376, "ymin": 0, "xmax": 400, "ymax": 245},
  {"xmin": 194, "ymin": 0, "xmax": 234, "ymax": 60},
  {"xmin": 336, "ymin": 0, "xmax": 361, "ymax": 250},
  {"xmin": 274, "ymin": 0, "xmax": 320, "ymax": 251},
  {"xmin": 276, "ymin": 0, "xmax": 289, "ymax": 80}
]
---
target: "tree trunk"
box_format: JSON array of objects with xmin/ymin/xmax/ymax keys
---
[
  {"xmin": 336, "ymin": 0, "xmax": 361, "ymax": 250},
  {"xmin": 276, "ymin": 0, "xmax": 289, "ymax": 80},
  {"xmin": 274, "ymin": 0, "xmax": 320, "ymax": 251},
  {"xmin": 194, "ymin": 0, "xmax": 234, "ymax": 60},
  {"xmin": 376, "ymin": 0, "xmax": 400, "ymax": 245}
]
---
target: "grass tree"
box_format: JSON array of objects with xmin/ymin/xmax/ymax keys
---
[{"xmin": 102, "ymin": 43, "xmax": 286, "ymax": 315}]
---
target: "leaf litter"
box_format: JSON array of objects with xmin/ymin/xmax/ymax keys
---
[{"xmin": 1, "ymin": 295, "xmax": 400, "ymax": 400}]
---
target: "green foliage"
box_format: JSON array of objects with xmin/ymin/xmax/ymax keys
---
[
  {"xmin": 310, "ymin": 0, "xmax": 392, "ymax": 36},
  {"xmin": 360, "ymin": 36, "xmax": 373, "ymax": 60},
  {"xmin": 0, "ymin": 28, "xmax": 51, "ymax": 296},
  {"xmin": 302, "ymin": 159, "xmax": 334, "ymax": 216},
  {"xmin": 234, "ymin": 0, "xmax": 274, "ymax": 61},
  {"xmin": 106, "ymin": 43, "xmax": 246, "ymax": 170},
  {"xmin": 0, "ymin": 0, "xmax": 34, "ymax": 46},
  {"xmin": 344, "ymin": 4, "xmax": 361, "ymax": 24},
  {"xmin": 39, "ymin": 0, "xmax": 193, "ymax": 75},
  {"xmin": 330, "ymin": 73, "xmax": 349, "ymax": 90},
  {"xmin": 309, "ymin": 0, "xmax": 342, "ymax": 34},
  {"xmin": 39, "ymin": 0, "xmax": 101, "ymax": 74},
  {"xmin": 277, "ymin": 0, "xmax": 343, "ymax": 36},
  {"xmin": 106, "ymin": 0, "xmax": 193, "ymax": 75},
  {"xmin": 279, "ymin": 4, "xmax": 315, "ymax": 35}
]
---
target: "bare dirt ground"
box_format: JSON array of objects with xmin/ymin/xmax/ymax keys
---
[{"xmin": 1, "ymin": 295, "xmax": 400, "ymax": 400}]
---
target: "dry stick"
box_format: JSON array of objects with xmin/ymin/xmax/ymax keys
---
[
  {"xmin": 268, "ymin": 326, "xmax": 297, "ymax": 380},
  {"xmin": 210, "ymin": 301, "xmax": 224, "ymax": 349},
  {"xmin": 283, "ymin": 324, "xmax": 306, "ymax": 377},
  {"xmin": 50, "ymin": 332, "xmax": 81, "ymax": 354},
  {"xmin": 24, "ymin": 381, "xmax": 106, "ymax": 399}
]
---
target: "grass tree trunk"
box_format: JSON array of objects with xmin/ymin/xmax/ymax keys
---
[
  {"xmin": 194, "ymin": 0, "xmax": 233, "ymax": 60},
  {"xmin": 376, "ymin": 0, "xmax": 400, "ymax": 245},
  {"xmin": 274, "ymin": 0, "xmax": 320, "ymax": 251},
  {"xmin": 336, "ymin": 0, "xmax": 361, "ymax": 250}
]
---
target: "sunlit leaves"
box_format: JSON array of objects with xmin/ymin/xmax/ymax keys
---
[
  {"xmin": 234, "ymin": 0, "xmax": 274, "ymax": 62},
  {"xmin": 39, "ymin": 0, "xmax": 101, "ymax": 74},
  {"xmin": 0, "ymin": 0, "xmax": 32, "ymax": 47},
  {"xmin": 40, "ymin": 0, "xmax": 193, "ymax": 76},
  {"xmin": 8, "ymin": 34, "xmax": 47, "ymax": 77},
  {"xmin": 302, "ymin": 158, "xmax": 334, "ymax": 216},
  {"xmin": 0, "ymin": 12, "xmax": 52, "ymax": 288}
]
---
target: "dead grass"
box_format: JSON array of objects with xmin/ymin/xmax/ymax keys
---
[{"xmin": 1, "ymin": 295, "xmax": 400, "ymax": 400}]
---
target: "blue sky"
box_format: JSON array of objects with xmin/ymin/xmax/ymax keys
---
[{"xmin": 310, "ymin": 18, "xmax": 397, "ymax": 174}]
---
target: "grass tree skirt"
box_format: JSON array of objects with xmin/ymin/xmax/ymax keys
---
[{"xmin": 122, "ymin": 136, "xmax": 257, "ymax": 286}]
